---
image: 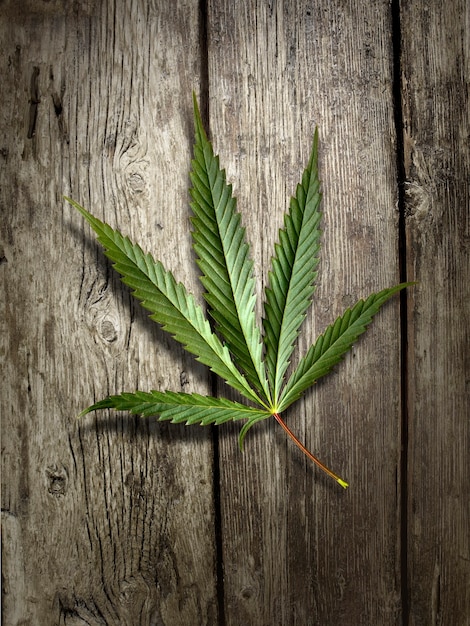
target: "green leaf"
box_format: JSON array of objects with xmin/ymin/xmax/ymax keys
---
[
  {"xmin": 79, "ymin": 390, "xmax": 270, "ymax": 425},
  {"xmin": 277, "ymin": 283, "xmax": 412, "ymax": 413},
  {"xmin": 237, "ymin": 414, "xmax": 269, "ymax": 451},
  {"xmin": 65, "ymin": 197, "xmax": 264, "ymax": 407},
  {"xmin": 263, "ymin": 129, "xmax": 322, "ymax": 403},
  {"xmin": 190, "ymin": 95, "xmax": 270, "ymax": 402},
  {"xmin": 67, "ymin": 95, "xmax": 415, "ymax": 488}
]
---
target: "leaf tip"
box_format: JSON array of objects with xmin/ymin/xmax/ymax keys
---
[
  {"xmin": 238, "ymin": 418, "xmax": 258, "ymax": 452},
  {"xmin": 192, "ymin": 90, "xmax": 199, "ymax": 112},
  {"xmin": 63, "ymin": 195, "xmax": 90, "ymax": 221},
  {"xmin": 192, "ymin": 92, "xmax": 203, "ymax": 126},
  {"xmin": 337, "ymin": 477, "xmax": 349, "ymax": 489}
]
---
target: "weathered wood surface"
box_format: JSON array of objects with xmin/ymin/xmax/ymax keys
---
[
  {"xmin": 209, "ymin": 1, "xmax": 404, "ymax": 624},
  {"xmin": 401, "ymin": 2, "xmax": 470, "ymax": 624},
  {"xmin": 1, "ymin": 1, "xmax": 468, "ymax": 625},
  {"xmin": 1, "ymin": 2, "xmax": 218, "ymax": 625}
]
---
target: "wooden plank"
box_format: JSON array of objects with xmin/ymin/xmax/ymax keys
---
[
  {"xmin": 1, "ymin": 2, "xmax": 219, "ymax": 624},
  {"xmin": 400, "ymin": 2, "xmax": 470, "ymax": 623},
  {"xmin": 208, "ymin": 1, "xmax": 404, "ymax": 623}
]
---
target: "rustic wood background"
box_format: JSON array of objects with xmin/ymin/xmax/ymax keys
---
[{"xmin": 1, "ymin": 1, "xmax": 468, "ymax": 624}]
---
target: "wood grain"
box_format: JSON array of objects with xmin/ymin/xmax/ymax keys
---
[
  {"xmin": 2, "ymin": 1, "xmax": 469, "ymax": 624},
  {"xmin": 208, "ymin": 1, "xmax": 404, "ymax": 623},
  {"xmin": 401, "ymin": 2, "xmax": 470, "ymax": 624},
  {"xmin": 1, "ymin": 2, "xmax": 218, "ymax": 624}
]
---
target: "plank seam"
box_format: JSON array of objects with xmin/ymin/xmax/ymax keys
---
[
  {"xmin": 391, "ymin": 1, "xmax": 410, "ymax": 623},
  {"xmin": 198, "ymin": 1, "xmax": 226, "ymax": 623}
]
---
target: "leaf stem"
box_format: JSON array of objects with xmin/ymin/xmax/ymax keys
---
[{"xmin": 273, "ymin": 413, "xmax": 349, "ymax": 489}]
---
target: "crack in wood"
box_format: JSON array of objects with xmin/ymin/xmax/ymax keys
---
[{"xmin": 27, "ymin": 66, "xmax": 40, "ymax": 139}]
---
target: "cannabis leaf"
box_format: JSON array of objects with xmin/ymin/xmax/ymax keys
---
[
  {"xmin": 190, "ymin": 95, "xmax": 270, "ymax": 403},
  {"xmin": 263, "ymin": 128, "xmax": 322, "ymax": 402},
  {"xmin": 66, "ymin": 95, "xmax": 412, "ymax": 488}
]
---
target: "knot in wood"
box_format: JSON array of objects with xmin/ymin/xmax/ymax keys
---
[
  {"xmin": 46, "ymin": 465, "xmax": 68, "ymax": 498},
  {"xmin": 99, "ymin": 318, "xmax": 118, "ymax": 343}
]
